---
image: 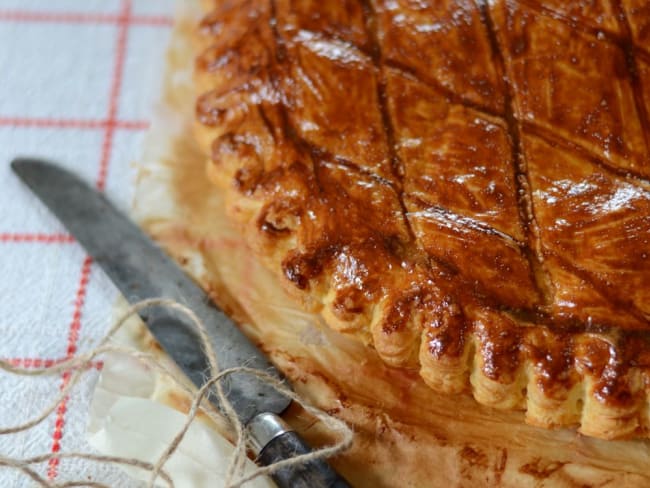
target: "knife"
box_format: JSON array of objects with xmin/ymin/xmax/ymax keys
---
[{"xmin": 11, "ymin": 158, "xmax": 351, "ymax": 488}]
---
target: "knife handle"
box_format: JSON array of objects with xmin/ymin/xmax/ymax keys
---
[{"xmin": 250, "ymin": 412, "xmax": 352, "ymax": 488}]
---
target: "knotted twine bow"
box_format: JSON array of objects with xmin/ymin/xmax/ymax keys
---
[{"xmin": 0, "ymin": 298, "xmax": 354, "ymax": 487}]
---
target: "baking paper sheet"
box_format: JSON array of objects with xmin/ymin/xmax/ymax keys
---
[{"xmin": 87, "ymin": 317, "xmax": 273, "ymax": 488}]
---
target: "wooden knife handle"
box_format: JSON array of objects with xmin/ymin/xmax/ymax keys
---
[{"xmin": 258, "ymin": 430, "xmax": 352, "ymax": 488}]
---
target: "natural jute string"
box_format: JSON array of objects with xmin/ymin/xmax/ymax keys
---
[{"xmin": 0, "ymin": 298, "xmax": 354, "ymax": 487}]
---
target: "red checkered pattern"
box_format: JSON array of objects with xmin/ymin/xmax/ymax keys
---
[{"xmin": 0, "ymin": 0, "xmax": 174, "ymax": 485}]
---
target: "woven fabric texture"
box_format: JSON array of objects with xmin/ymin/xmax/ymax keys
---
[{"xmin": 0, "ymin": 1, "xmax": 175, "ymax": 484}]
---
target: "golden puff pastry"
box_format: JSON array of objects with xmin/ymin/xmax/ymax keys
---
[{"xmin": 193, "ymin": 0, "xmax": 650, "ymax": 440}]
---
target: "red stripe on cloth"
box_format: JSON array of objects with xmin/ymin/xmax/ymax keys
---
[
  {"xmin": 3, "ymin": 357, "xmax": 103, "ymax": 370},
  {"xmin": 47, "ymin": 256, "xmax": 93, "ymax": 479},
  {"xmin": 0, "ymin": 117, "xmax": 149, "ymax": 130},
  {"xmin": 0, "ymin": 233, "xmax": 74, "ymax": 243},
  {"xmin": 66, "ymin": 257, "xmax": 93, "ymax": 358},
  {"xmin": 130, "ymin": 14, "xmax": 174, "ymax": 27},
  {"xmin": 6, "ymin": 358, "xmax": 58, "ymax": 368},
  {"xmin": 116, "ymin": 119, "xmax": 150, "ymax": 130},
  {"xmin": 97, "ymin": 1, "xmax": 132, "ymax": 191},
  {"xmin": 46, "ymin": 0, "xmax": 135, "ymax": 478},
  {"xmin": 0, "ymin": 10, "xmax": 172, "ymax": 26},
  {"xmin": 47, "ymin": 371, "xmax": 70, "ymax": 477}
]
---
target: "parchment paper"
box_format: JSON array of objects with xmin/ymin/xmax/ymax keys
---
[{"xmin": 87, "ymin": 312, "xmax": 273, "ymax": 488}]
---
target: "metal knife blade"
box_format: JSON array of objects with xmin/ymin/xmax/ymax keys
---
[
  {"xmin": 11, "ymin": 157, "xmax": 291, "ymax": 424},
  {"xmin": 13, "ymin": 157, "xmax": 353, "ymax": 488}
]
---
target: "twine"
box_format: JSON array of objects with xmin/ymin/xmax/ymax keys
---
[{"xmin": 0, "ymin": 298, "xmax": 354, "ymax": 487}]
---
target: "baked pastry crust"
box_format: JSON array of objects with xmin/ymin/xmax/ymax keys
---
[{"xmin": 193, "ymin": 0, "xmax": 650, "ymax": 439}]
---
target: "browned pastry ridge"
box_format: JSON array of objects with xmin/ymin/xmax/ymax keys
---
[{"xmin": 192, "ymin": 0, "xmax": 650, "ymax": 440}]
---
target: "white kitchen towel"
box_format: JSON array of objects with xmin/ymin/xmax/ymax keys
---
[{"xmin": 0, "ymin": 1, "xmax": 175, "ymax": 485}]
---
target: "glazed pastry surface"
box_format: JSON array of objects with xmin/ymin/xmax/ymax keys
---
[{"xmin": 194, "ymin": 0, "xmax": 650, "ymax": 439}]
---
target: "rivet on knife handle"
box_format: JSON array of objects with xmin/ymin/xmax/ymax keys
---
[{"xmin": 249, "ymin": 412, "xmax": 352, "ymax": 488}]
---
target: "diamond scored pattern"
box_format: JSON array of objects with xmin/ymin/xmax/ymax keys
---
[
  {"xmin": 489, "ymin": 0, "xmax": 650, "ymax": 328},
  {"xmin": 386, "ymin": 70, "xmax": 522, "ymax": 240},
  {"xmin": 266, "ymin": 0, "xmax": 650, "ymax": 324},
  {"xmin": 492, "ymin": 1, "xmax": 649, "ymax": 177},
  {"xmin": 282, "ymin": 30, "xmax": 393, "ymax": 179},
  {"xmin": 525, "ymin": 134, "xmax": 650, "ymax": 328},
  {"xmin": 375, "ymin": 0, "xmax": 505, "ymax": 114},
  {"xmin": 385, "ymin": 68, "xmax": 541, "ymax": 309},
  {"xmin": 275, "ymin": 0, "xmax": 547, "ymax": 311}
]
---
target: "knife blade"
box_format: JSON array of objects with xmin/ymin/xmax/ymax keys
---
[{"xmin": 12, "ymin": 157, "xmax": 351, "ymax": 488}]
